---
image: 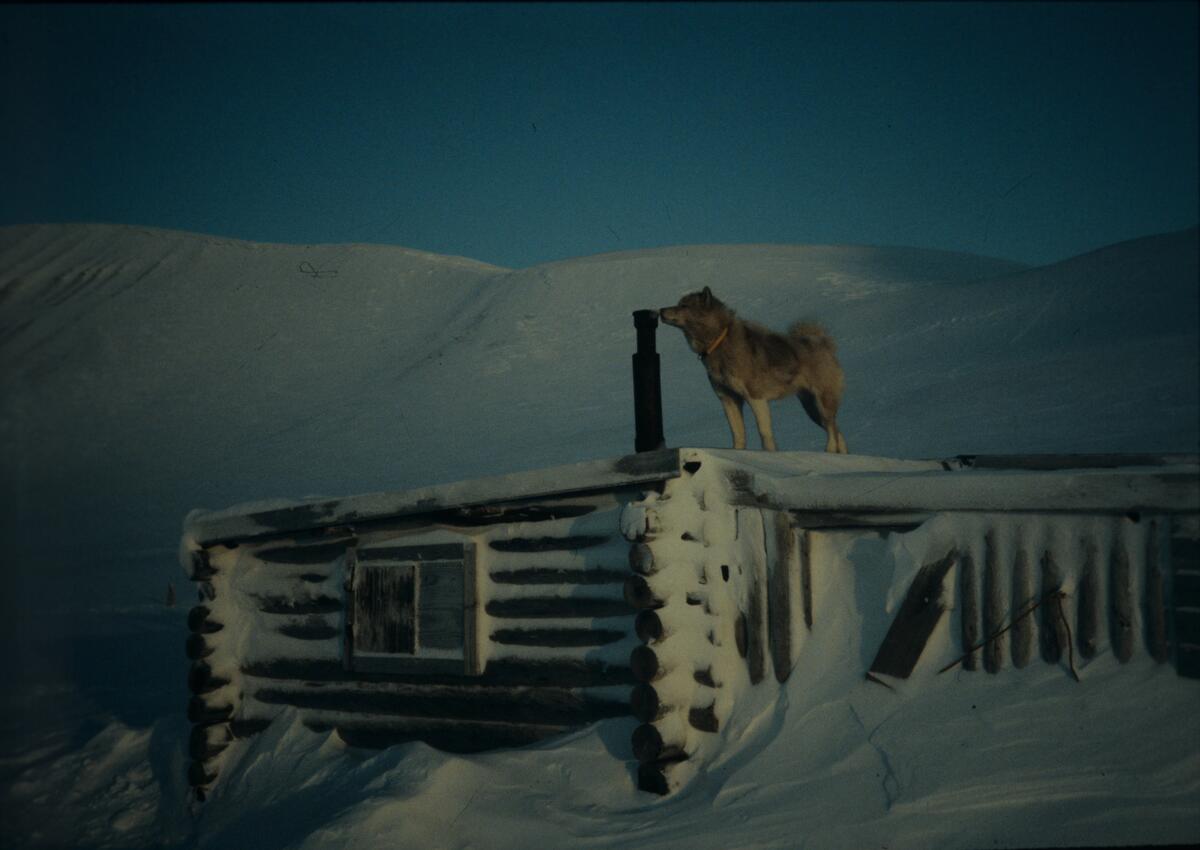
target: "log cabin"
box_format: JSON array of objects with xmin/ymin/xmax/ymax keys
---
[{"xmin": 180, "ymin": 312, "xmax": 1200, "ymax": 799}]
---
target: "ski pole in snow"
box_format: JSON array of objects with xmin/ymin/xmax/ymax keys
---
[{"xmin": 632, "ymin": 310, "xmax": 666, "ymax": 452}]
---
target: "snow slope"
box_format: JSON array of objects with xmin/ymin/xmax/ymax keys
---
[{"xmin": 0, "ymin": 224, "xmax": 1197, "ymax": 848}]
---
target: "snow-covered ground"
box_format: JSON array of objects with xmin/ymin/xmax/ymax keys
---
[{"xmin": 0, "ymin": 224, "xmax": 1196, "ymax": 848}]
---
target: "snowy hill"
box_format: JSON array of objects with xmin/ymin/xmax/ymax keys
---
[{"xmin": 0, "ymin": 224, "xmax": 1197, "ymax": 848}]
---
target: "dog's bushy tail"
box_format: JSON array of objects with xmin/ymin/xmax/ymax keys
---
[{"xmin": 788, "ymin": 321, "xmax": 837, "ymax": 352}]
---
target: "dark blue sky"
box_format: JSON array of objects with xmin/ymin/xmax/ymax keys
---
[{"xmin": 1, "ymin": 2, "xmax": 1196, "ymax": 268}]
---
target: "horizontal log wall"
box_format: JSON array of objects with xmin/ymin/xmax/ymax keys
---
[
  {"xmin": 190, "ymin": 489, "xmax": 643, "ymax": 795},
  {"xmin": 185, "ymin": 451, "xmax": 1198, "ymax": 801},
  {"xmin": 477, "ymin": 492, "xmax": 640, "ymax": 670}
]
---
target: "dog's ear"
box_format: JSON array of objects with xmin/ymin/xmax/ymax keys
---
[{"xmin": 701, "ymin": 286, "xmax": 713, "ymax": 305}]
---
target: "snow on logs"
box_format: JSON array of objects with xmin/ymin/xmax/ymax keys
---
[
  {"xmin": 620, "ymin": 462, "xmax": 807, "ymax": 795},
  {"xmin": 932, "ymin": 515, "xmax": 1180, "ymax": 680},
  {"xmin": 183, "ymin": 547, "xmax": 237, "ymax": 800},
  {"xmin": 622, "ymin": 484, "xmax": 719, "ymax": 794},
  {"xmin": 182, "ymin": 492, "xmax": 648, "ymax": 799}
]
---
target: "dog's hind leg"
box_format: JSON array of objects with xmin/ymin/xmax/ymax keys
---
[
  {"xmin": 820, "ymin": 389, "xmax": 849, "ymax": 454},
  {"xmin": 747, "ymin": 397, "xmax": 778, "ymax": 451},
  {"xmin": 797, "ymin": 389, "xmax": 847, "ymax": 453},
  {"xmin": 716, "ymin": 390, "xmax": 747, "ymax": 449}
]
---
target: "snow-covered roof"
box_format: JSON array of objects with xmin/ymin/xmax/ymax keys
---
[
  {"xmin": 186, "ymin": 448, "xmax": 1199, "ymax": 547},
  {"xmin": 186, "ymin": 449, "xmax": 684, "ymax": 545}
]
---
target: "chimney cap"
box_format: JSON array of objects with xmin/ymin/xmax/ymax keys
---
[{"xmin": 633, "ymin": 309, "xmax": 659, "ymax": 328}]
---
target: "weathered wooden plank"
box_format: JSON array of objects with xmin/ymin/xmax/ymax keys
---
[
  {"xmin": 1039, "ymin": 551, "xmax": 1067, "ymax": 664},
  {"xmin": 251, "ymin": 684, "xmax": 629, "ymax": 726},
  {"xmin": 343, "ymin": 548, "xmax": 358, "ymax": 671},
  {"xmin": 353, "ymin": 564, "xmax": 415, "ymax": 654},
  {"xmin": 983, "ymin": 532, "xmax": 1005, "ymax": 673},
  {"xmin": 1011, "ymin": 546, "xmax": 1035, "ymax": 669},
  {"xmin": 350, "ymin": 656, "xmax": 468, "ymax": 676},
  {"xmin": 463, "ymin": 544, "xmax": 479, "ymax": 676},
  {"xmin": 358, "ymin": 543, "xmax": 464, "ymax": 562},
  {"xmin": 253, "ymin": 539, "xmax": 353, "ymax": 564},
  {"xmin": 960, "ymin": 552, "xmax": 980, "ymax": 671},
  {"xmin": 490, "ymin": 567, "xmax": 627, "ymax": 585},
  {"xmin": 1110, "ymin": 533, "xmax": 1135, "ymax": 663},
  {"xmin": 954, "ymin": 453, "xmax": 1198, "ymax": 471},
  {"xmin": 746, "ymin": 578, "xmax": 766, "ymax": 686},
  {"xmin": 490, "ymin": 628, "xmax": 626, "ymax": 647},
  {"xmin": 258, "ymin": 594, "xmax": 343, "ymax": 615},
  {"xmin": 242, "ymin": 657, "xmax": 636, "ymax": 688},
  {"xmin": 788, "ymin": 511, "xmax": 931, "ymax": 532},
  {"xmin": 418, "ymin": 561, "xmax": 464, "ymax": 650},
  {"xmin": 728, "ymin": 468, "xmax": 1200, "ymax": 515},
  {"xmin": 277, "ymin": 618, "xmax": 340, "ymax": 641},
  {"xmin": 1077, "ymin": 539, "xmax": 1101, "ymax": 659},
  {"xmin": 435, "ymin": 502, "xmax": 598, "ymax": 527},
  {"xmin": 1145, "ymin": 522, "xmax": 1169, "ymax": 663},
  {"xmin": 767, "ymin": 512, "xmax": 795, "ymax": 683},
  {"xmin": 800, "ymin": 530, "xmax": 813, "ymax": 630},
  {"xmin": 489, "ymin": 535, "xmax": 610, "ymax": 553},
  {"xmin": 869, "ymin": 549, "xmax": 958, "ymax": 679},
  {"xmin": 486, "ymin": 596, "xmax": 631, "ymax": 619}
]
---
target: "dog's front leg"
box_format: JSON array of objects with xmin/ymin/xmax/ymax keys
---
[
  {"xmin": 747, "ymin": 397, "xmax": 778, "ymax": 451},
  {"xmin": 716, "ymin": 391, "xmax": 747, "ymax": 449}
]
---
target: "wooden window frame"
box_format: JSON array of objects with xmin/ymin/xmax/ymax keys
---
[{"xmin": 345, "ymin": 542, "xmax": 480, "ymax": 676}]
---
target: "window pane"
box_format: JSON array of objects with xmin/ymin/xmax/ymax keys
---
[{"xmin": 354, "ymin": 563, "xmax": 415, "ymax": 654}]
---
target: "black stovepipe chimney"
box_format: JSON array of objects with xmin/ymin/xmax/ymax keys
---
[{"xmin": 632, "ymin": 310, "xmax": 666, "ymax": 452}]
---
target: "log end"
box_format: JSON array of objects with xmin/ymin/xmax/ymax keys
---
[{"xmin": 630, "ymin": 645, "xmax": 662, "ymax": 683}]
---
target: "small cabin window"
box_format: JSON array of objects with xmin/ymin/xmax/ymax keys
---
[{"xmin": 348, "ymin": 542, "xmax": 478, "ymax": 675}]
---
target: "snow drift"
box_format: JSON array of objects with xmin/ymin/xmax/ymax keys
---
[{"xmin": 0, "ymin": 224, "xmax": 1197, "ymax": 848}]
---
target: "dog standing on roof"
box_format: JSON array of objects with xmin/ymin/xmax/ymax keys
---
[{"xmin": 659, "ymin": 287, "xmax": 848, "ymax": 453}]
